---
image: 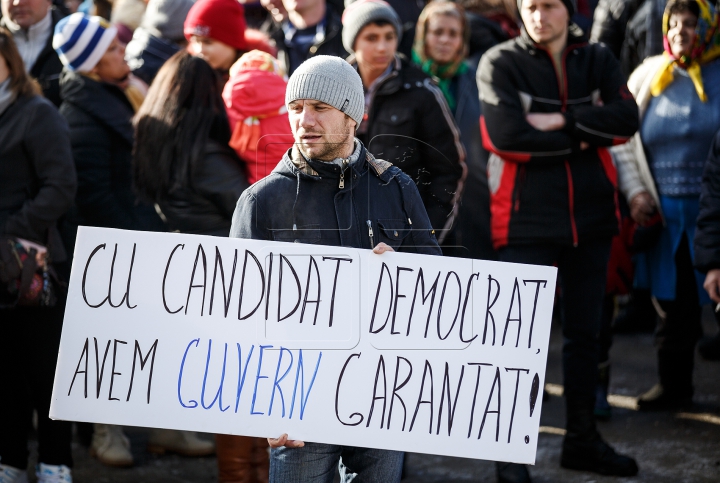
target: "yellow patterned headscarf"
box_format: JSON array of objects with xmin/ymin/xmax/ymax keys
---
[{"xmin": 650, "ymin": 0, "xmax": 720, "ymax": 101}]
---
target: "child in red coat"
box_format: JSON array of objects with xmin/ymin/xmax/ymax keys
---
[{"xmin": 223, "ymin": 50, "xmax": 294, "ymax": 184}]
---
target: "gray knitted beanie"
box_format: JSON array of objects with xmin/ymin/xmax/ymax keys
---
[
  {"xmin": 141, "ymin": 0, "xmax": 194, "ymax": 42},
  {"xmin": 285, "ymin": 56, "xmax": 365, "ymax": 128},
  {"xmin": 341, "ymin": 0, "xmax": 402, "ymax": 53}
]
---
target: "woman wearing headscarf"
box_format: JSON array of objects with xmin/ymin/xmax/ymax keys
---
[
  {"xmin": 412, "ymin": 0, "xmax": 494, "ymax": 260},
  {"xmin": 613, "ymin": 0, "xmax": 720, "ymax": 411}
]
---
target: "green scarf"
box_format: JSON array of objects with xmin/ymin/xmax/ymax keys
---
[{"xmin": 411, "ymin": 50, "xmax": 468, "ymax": 111}]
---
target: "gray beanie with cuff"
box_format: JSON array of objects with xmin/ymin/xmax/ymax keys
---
[
  {"xmin": 286, "ymin": 56, "xmax": 365, "ymax": 128},
  {"xmin": 341, "ymin": 0, "xmax": 402, "ymax": 53}
]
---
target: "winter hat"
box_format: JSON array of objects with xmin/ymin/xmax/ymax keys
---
[
  {"xmin": 141, "ymin": 0, "xmax": 194, "ymax": 43},
  {"xmin": 285, "ymin": 56, "xmax": 365, "ymax": 127},
  {"xmin": 517, "ymin": 0, "xmax": 576, "ymax": 17},
  {"xmin": 53, "ymin": 13, "xmax": 117, "ymax": 72},
  {"xmin": 341, "ymin": 0, "xmax": 402, "ymax": 53},
  {"xmin": 184, "ymin": 0, "xmax": 247, "ymax": 51},
  {"xmin": 229, "ymin": 49, "xmax": 286, "ymax": 79}
]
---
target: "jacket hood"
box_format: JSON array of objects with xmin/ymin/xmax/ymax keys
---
[
  {"xmin": 60, "ymin": 69, "xmax": 135, "ymax": 145},
  {"xmin": 224, "ymin": 69, "xmax": 287, "ymax": 121}
]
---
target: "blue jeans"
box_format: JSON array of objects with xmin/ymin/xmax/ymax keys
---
[{"xmin": 270, "ymin": 443, "xmax": 403, "ymax": 483}]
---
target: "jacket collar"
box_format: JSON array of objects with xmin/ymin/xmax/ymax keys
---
[
  {"xmin": 517, "ymin": 23, "xmax": 587, "ymax": 54},
  {"xmin": 347, "ymin": 54, "xmax": 403, "ymax": 96},
  {"xmin": 272, "ymin": 3, "xmax": 342, "ymax": 49},
  {"xmin": 275, "ymin": 140, "xmax": 396, "ymax": 183}
]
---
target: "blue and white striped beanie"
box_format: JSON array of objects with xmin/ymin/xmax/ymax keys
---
[{"xmin": 53, "ymin": 13, "xmax": 118, "ymax": 73}]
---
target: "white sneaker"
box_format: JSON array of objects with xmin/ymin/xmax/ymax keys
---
[
  {"xmin": 0, "ymin": 464, "xmax": 28, "ymax": 483},
  {"xmin": 90, "ymin": 424, "xmax": 133, "ymax": 467},
  {"xmin": 36, "ymin": 463, "xmax": 72, "ymax": 483},
  {"xmin": 147, "ymin": 429, "xmax": 215, "ymax": 457}
]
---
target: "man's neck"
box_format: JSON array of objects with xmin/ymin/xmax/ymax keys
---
[
  {"xmin": 359, "ymin": 60, "xmax": 392, "ymax": 89},
  {"xmin": 536, "ymin": 29, "xmax": 568, "ymax": 57},
  {"xmin": 287, "ymin": 2, "xmax": 326, "ymax": 30},
  {"xmin": 5, "ymin": 9, "xmax": 51, "ymax": 33}
]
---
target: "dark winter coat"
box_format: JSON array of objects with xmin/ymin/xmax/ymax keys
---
[
  {"xmin": 351, "ymin": 55, "xmax": 466, "ymax": 237},
  {"xmin": 157, "ymin": 140, "xmax": 249, "ymax": 237},
  {"xmin": 452, "ymin": 68, "xmax": 494, "ymax": 260},
  {"xmin": 478, "ymin": 28, "xmax": 639, "ymax": 249},
  {"xmin": 695, "ymin": 130, "xmax": 720, "ymax": 274},
  {"xmin": 59, "ymin": 70, "xmax": 165, "ymax": 245},
  {"xmin": 0, "ymin": 8, "xmax": 65, "ymax": 107},
  {"xmin": 466, "ymin": 12, "xmax": 516, "ymax": 70},
  {"xmin": 125, "ymin": 27, "xmax": 181, "ymax": 85},
  {"xmin": 266, "ymin": 4, "xmax": 347, "ymax": 76},
  {"xmin": 230, "ymin": 141, "xmax": 441, "ymax": 256},
  {"xmin": 0, "ymin": 94, "xmax": 76, "ymax": 262},
  {"xmin": 590, "ymin": 0, "xmax": 665, "ymax": 78},
  {"xmin": 385, "ymin": 0, "xmax": 424, "ymax": 59}
]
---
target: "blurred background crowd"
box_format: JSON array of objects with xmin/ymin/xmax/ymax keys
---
[{"xmin": 1, "ymin": 0, "xmax": 720, "ymax": 482}]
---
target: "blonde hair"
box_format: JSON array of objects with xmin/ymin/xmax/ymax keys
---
[{"xmin": 414, "ymin": 0, "xmax": 470, "ymax": 70}]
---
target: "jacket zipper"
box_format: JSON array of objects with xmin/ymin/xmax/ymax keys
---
[
  {"xmin": 560, "ymin": 48, "xmax": 579, "ymax": 246},
  {"xmin": 339, "ymin": 159, "xmax": 348, "ymax": 189},
  {"xmin": 541, "ymin": 44, "xmax": 579, "ymax": 245},
  {"xmin": 366, "ymin": 220, "xmax": 375, "ymax": 248},
  {"xmin": 514, "ymin": 165, "xmax": 526, "ymax": 212},
  {"xmin": 565, "ymin": 161, "xmax": 578, "ymax": 246}
]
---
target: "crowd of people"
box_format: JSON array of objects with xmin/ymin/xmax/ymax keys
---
[{"xmin": 1, "ymin": 0, "xmax": 720, "ymax": 482}]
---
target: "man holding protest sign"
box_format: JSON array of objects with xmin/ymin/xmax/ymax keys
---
[
  {"xmin": 230, "ymin": 54, "xmax": 441, "ymax": 482},
  {"xmin": 478, "ymin": 0, "xmax": 640, "ymax": 478}
]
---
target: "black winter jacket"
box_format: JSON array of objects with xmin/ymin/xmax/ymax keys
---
[
  {"xmin": 466, "ymin": 12, "xmax": 514, "ymax": 70},
  {"xmin": 230, "ymin": 142, "xmax": 441, "ymax": 256},
  {"xmin": 695, "ymin": 130, "xmax": 720, "ymax": 274},
  {"xmin": 0, "ymin": 94, "xmax": 76, "ymax": 262},
  {"xmin": 478, "ymin": 28, "xmax": 639, "ymax": 249},
  {"xmin": 59, "ymin": 70, "xmax": 165, "ymax": 241},
  {"xmin": 266, "ymin": 4, "xmax": 347, "ymax": 76},
  {"xmin": 452, "ymin": 68, "xmax": 494, "ymax": 260},
  {"xmin": 0, "ymin": 8, "xmax": 65, "ymax": 107},
  {"xmin": 352, "ymin": 55, "xmax": 466, "ymax": 238},
  {"xmin": 590, "ymin": 0, "xmax": 664, "ymax": 78},
  {"xmin": 157, "ymin": 140, "xmax": 250, "ymax": 237}
]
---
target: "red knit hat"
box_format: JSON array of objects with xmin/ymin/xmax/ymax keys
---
[{"xmin": 184, "ymin": 0, "xmax": 247, "ymax": 51}]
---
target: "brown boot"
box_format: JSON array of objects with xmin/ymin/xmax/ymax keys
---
[
  {"xmin": 216, "ymin": 434, "xmax": 254, "ymax": 483},
  {"xmin": 252, "ymin": 437, "xmax": 270, "ymax": 483}
]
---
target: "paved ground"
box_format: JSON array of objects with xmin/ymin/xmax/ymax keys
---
[{"xmin": 24, "ymin": 309, "xmax": 720, "ymax": 482}]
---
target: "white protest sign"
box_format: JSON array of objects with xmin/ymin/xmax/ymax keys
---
[{"xmin": 51, "ymin": 227, "xmax": 557, "ymax": 464}]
